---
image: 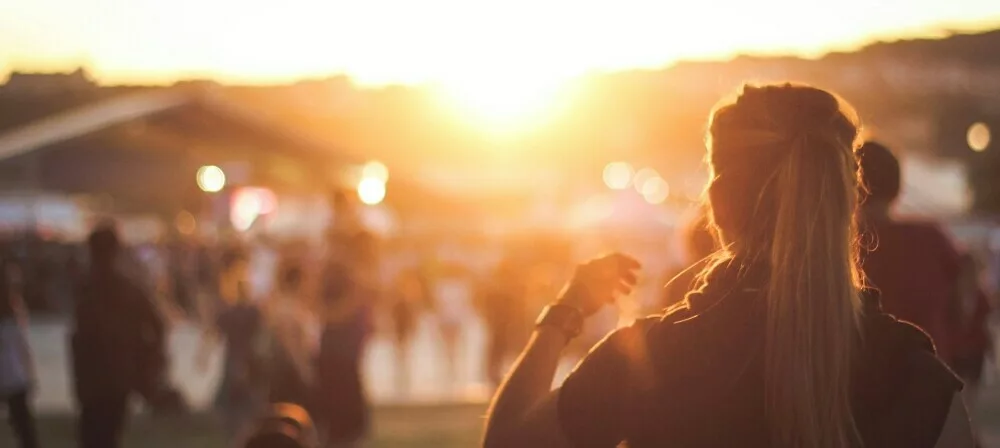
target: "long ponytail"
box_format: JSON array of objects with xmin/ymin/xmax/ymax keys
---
[
  {"xmin": 766, "ymin": 131, "xmax": 863, "ymax": 448},
  {"xmin": 707, "ymin": 84, "xmax": 864, "ymax": 447}
]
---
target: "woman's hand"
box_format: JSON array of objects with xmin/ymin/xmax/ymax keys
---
[{"xmin": 557, "ymin": 253, "xmax": 641, "ymax": 317}]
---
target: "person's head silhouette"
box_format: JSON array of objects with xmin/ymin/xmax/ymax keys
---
[
  {"xmin": 87, "ymin": 222, "xmax": 121, "ymax": 271},
  {"xmin": 856, "ymin": 140, "xmax": 900, "ymax": 219},
  {"xmin": 706, "ymin": 83, "xmax": 863, "ymax": 448}
]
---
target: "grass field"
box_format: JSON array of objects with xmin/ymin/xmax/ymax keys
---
[
  {"xmin": 5, "ymin": 396, "xmax": 1000, "ymax": 447},
  {"xmin": 0, "ymin": 403, "xmax": 487, "ymax": 448}
]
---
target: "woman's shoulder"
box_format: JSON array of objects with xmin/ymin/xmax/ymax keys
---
[
  {"xmin": 860, "ymin": 309, "xmax": 961, "ymax": 382},
  {"xmin": 602, "ymin": 292, "xmax": 758, "ymax": 362},
  {"xmin": 860, "ymin": 288, "xmax": 937, "ymax": 353},
  {"xmin": 854, "ymin": 309, "xmax": 965, "ymax": 445}
]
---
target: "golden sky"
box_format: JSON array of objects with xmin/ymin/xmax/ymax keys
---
[{"xmin": 2, "ymin": 0, "xmax": 1000, "ymax": 87}]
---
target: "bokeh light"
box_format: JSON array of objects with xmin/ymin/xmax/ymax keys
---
[
  {"xmin": 362, "ymin": 160, "xmax": 390, "ymax": 182},
  {"xmin": 968, "ymin": 122, "xmax": 991, "ymax": 152},
  {"xmin": 230, "ymin": 191, "xmax": 256, "ymax": 231},
  {"xmin": 231, "ymin": 191, "xmax": 261, "ymax": 231},
  {"xmin": 229, "ymin": 187, "xmax": 278, "ymax": 232},
  {"xmin": 683, "ymin": 178, "xmax": 705, "ymax": 202},
  {"xmin": 633, "ymin": 167, "xmax": 659, "ymax": 194},
  {"xmin": 357, "ymin": 177, "xmax": 387, "ymax": 205},
  {"xmin": 174, "ymin": 210, "xmax": 197, "ymax": 236},
  {"xmin": 640, "ymin": 176, "xmax": 670, "ymax": 204},
  {"xmin": 602, "ymin": 162, "xmax": 634, "ymax": 190},
  {"xmin": 196, "ymin": 165, "xmax": 226, "ymax": 193},
  {"xmin": 243, "ymin": 187, "xmax": 278, "ymax": 214}
]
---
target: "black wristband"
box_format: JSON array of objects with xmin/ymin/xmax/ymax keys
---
[{"xmin": 535, "ymin": 304, "xmax": 584, "ymax": 340}]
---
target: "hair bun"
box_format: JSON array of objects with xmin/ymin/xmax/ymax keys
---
[{"xmin": 739, "ymin": 83, "xmax": 841, "ymax": 136}]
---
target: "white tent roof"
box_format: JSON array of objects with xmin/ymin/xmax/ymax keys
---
[{"xmin": 0, "ymin": 90, "xmax": 188, "ymax": 161}]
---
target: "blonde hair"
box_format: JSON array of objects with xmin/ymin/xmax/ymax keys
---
[{"xmin": 706, "ymin": 83, "xmax": 864, "ymax": 447}]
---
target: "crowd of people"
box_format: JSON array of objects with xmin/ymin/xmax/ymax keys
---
[
  {"xmin": 0, "ymin": 82, "xmax": 998, "ymax": 448},
  {"xmin": 0, "ymin": 193, "xmax": 583, "ymax": 448}
]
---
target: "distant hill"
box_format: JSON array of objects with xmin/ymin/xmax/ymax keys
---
[{"xmin": 835, "ymin": 28, "xmax": 1000, "ymax": 67}]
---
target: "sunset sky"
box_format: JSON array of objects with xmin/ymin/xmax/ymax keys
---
[{"xmin": 2, "ymin": 0, "xmax": 1000, "ymax": 87}]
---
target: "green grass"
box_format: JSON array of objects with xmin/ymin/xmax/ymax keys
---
[
  {"xmin": 8, "ymin": 395, "xmax": 1000, "ymax": 447},
  {"xmin": 0, "ymin": 403, "xmax": 487, "ymax": 448}
]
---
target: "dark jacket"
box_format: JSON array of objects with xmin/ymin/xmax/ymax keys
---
[
  {"xmin": 71, "ymin": 270, "xmax": 164, "ymax": 401},
  {"xmin": 558, "ymin": 260, "xmax": 962, "ymax": 448}
]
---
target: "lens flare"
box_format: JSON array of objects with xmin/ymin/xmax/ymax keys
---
[
  {"xmin": 633, "ymin": 168, "xmax": 659, "ymax": 193},
  {"xmin": 357, "ymin": 177, "xmax": 387, "ymax": 205},
  {"xmin": 640, "ymin": 176, "xmax": 670, "ymax": 204},
  {"xmin": 603, "ymin": 162, "xmax": 634, "ymax": 190},
  {"xmin": 196, "ymin": 165, "xmax": 226, "ymax": 193},
  {"xmin": 174, "ymin": 210, "xmax": 197, "ymax": 235},
  {"xmin": 968, "ymin": 122, "xmax": 991, "ymax": 152},
  {"xmin": 362, "ymin": 160, "xmax": 389, "ymax": 182}
]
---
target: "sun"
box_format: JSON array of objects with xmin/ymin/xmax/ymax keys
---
[{"xmin": 435, "ymin": 72, "xmax": 573, "ymax": 133}]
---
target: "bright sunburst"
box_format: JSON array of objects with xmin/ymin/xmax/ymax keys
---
[{"xmin": 434, "ymin": 72, "xmax": 573, "ymax": 133}]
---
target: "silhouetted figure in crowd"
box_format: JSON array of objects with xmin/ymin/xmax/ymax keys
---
[
  {"xmin": 661, "ymin": 208, "xmax": 718, "ymax": 309},
  {"xmin": 389, "ymin": 267, "xmax": 427, "ymax": 396},
  {"xmin": 0, "ymin": 259, "xmax": 39, "ymax": 448},
  {"xmin": 954, "ymin": 253, "xmax": 993, "ymax": 387},
  {"xmin": 196, "ymin": 248, "xmax": 268, "ymax": 447},
  {"xmin": 315, "ymin": 231, "xmax": 375, "ymax": 447},
  {"xmin": 484, "ymin": 84, "xmax": 972, "ymax": 448},
  {"xmin": 858, "ymin": 140, "xmax": 991, "ymax": 376},
  {"xmin": 432, "ymin": 261, "xmax": 474, "ymax": 392},
  {"xmin": 167, "ymin": 238, "xmax": 196, "ymax": 315},
  {"xmin": 266, "ymin": 265, "xmax": 319, "ymax": 409},
  {"xmin": 20, "ymin": 234, "xmax": 49, "ymax": 312},
  {"xmin": 72, "ymin": 224, "xmax": 165, "ymax": 448},
  {"xmin": 478, "ymin": 257, "xmax": 529, "ymax": 390}
]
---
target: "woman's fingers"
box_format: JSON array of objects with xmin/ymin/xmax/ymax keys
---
[
  {"xmin": 596, "ymin": 253, "xmax": 640, "ymax": 286},
  {"xmin": 560, "ymin": 253, "xmax": 643, "ymax": 314},
  {"xmin": 614, "ymin": 280, "xmax": 633, "ymax": 296},
  {"xmin": 611, "ymin": 253, "xmax": 642, "ymax": 272},
  {"xmin": 619, "ymin": 270, "xmax": 639, "ymax": 287}
]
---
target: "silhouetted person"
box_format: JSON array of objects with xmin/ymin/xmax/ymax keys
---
[
  {"xmin": 315, "ymin": 231, "xmax": 375, "ymax": 447},
  {"xmin": 0, "ymin": 260, "xmax": 39, "ymax": 448},
  {"xmin": 432, "ymin": 262, "xmax": 474, "ymax": 392},
  {"xmin": 478, "ymin": 256, "xmax": 529, "ymax": 390},
  {"xmin": 71, "ymin": 223, "xmax": 165, "ymax": 448},
  {"xmin": 266, "ymin": 265, "xmax": 318, "ymax": 409},
  {"xmin": 857, "ymin": 141, "xmax": 989, "ymax": 371},
  {"xmin": 483, "ymin": 84, "xmax": 971, "ymax": 448},
  {"xmin": 389, "ymin": 267, "xmax": 426, "ymax": 396},
  {"xmin": 953, "ymin": 253, "xmax": 992, "ymax": 387},
  {"xmin": 196, "ymin": 248, "xmax": 267, "ymax": 446}
]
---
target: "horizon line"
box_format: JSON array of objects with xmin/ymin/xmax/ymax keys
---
[{"xmin": 3, "ymin": 20, "xmax": 999, "ymax": 88}]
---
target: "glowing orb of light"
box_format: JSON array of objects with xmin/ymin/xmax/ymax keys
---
[
  {"xmin": 362, "ymin": 160, "xmax": 389, "ymax": 182},
  {"xmin": 640, "ymin": 176, "xmax": 670, "ymax": 204},
  {"xmin": 357, "ymin": 177, "xmax": 387, "ymax": 205},
  {"xmin": 174, "ymin": 210, "xmax": 197, "ymax": 236},
  {"xmin": 603, "ymin": 162, "xmax": 634, "ymax": 190},
  {"xmin": 196, "ymin": 165, "xmax": 226, "ymax": 193},
  {"xmin": 968, "ymin": 122, "xmax": 991, "ymax": 152},
  {"xmin": 230, "ymin": 191, "xmax": 261, "ymax": 232},
  {"xmin": 633, "ymin": 167, "xmax": 659, "ymax": 193}
]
